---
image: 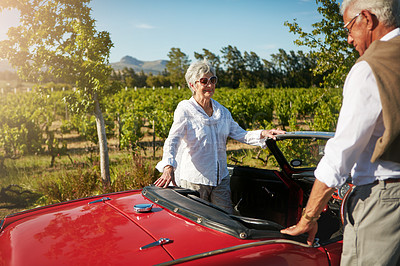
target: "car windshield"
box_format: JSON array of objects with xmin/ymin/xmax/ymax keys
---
[{"xmin": 275, "ymin": 137, "xmax": 329, "ymax": 169}]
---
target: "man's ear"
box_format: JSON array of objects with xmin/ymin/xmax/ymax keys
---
[{"xmin": 361, "ymin": 9, "xmax": 377, "ymax": 31}]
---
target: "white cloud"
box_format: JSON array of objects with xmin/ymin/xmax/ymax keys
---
[
  {"xmin": 135, "ymin": 23, "xmax": 155, "ymax": 29},
  {"xmin": 260, "ymin": 44, "xmax": 278, "ymax": 50}
]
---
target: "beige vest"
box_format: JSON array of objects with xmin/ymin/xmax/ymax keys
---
[{"xmin": 357, "ymin": 35, "xmax": 400, "ymax": 163}]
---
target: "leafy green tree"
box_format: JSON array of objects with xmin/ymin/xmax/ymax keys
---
[
  {"xmin": 194, "ymin": 49, "xmax": 222, "ymax": 71},
  {"xmin": 166, "ymin": 48, "xmax": 190, "ymax": 88},
  {"xmin": 242, "ymin": 51, "xmax": 264, "ymax": 88},
  {"xmin": 0, "ymin": 0, "xmax": 114, "ymax": 184},
  {"xmin": 137, "ymin": 70, "xmax": 149, "ymax": 88},
  {"xmin": 261, "ymin": 59, "xmax": 281, "ymax": 88},
  {"xmin": 284, "ymin": 0, "xmax": 358, "ymax": 88},
  {"xmin": 146, "ymin": 72, "xmax": 171, "ymax": 88},
  {"xmin": 221, "ymin": 45, "xmax": 246, "ymax": 88},
  {"xmin": 269, "ymin": 49, "xmax": 320, "ymax": 88},
  {"xmin": 121, "ymin": 67, "xmax": 137, "ymax": 87}
]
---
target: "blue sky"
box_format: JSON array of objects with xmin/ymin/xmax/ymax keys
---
[
  {"xmin": 90, "ymin": 0, "xmax": 324, "ymax": 62},
  {"xmin": 1, "ymin": 0, "xmax": 330, "ymax": 63}
]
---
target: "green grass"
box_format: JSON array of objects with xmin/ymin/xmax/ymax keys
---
[
  {"xmin": 0, "ymin": 147, "xmax": 162, "ymax": 218},
  {"xmin": 0, "ymin": 137, "xmax": 265, "ymax": 219}
]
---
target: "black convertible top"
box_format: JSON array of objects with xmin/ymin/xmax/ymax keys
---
[{"xmin": 143, "ymin": 186, "xmax": 307, "ymax": 242}]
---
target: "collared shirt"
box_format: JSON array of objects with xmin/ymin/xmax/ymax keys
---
[
  {"xmin": 315, "ymin": 28, "xmax": 400, "ymax": 187},
  {"xmin": 156, "ymin": 97, "xmax": 265, "ymax": 186}
]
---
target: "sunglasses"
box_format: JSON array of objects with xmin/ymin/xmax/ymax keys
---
[{"xmin": 198, "ymin": 76, "xmax": 218, "ymax": 86}]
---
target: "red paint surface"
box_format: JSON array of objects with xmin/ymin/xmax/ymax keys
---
[{"xmin": 0, "ymin": 190, "xmax": 342, "ymax": 265}]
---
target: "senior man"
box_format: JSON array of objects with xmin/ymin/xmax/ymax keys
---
[{"xmin": 281, "ymin": 0, "xmax": 400, "ymax": 265}]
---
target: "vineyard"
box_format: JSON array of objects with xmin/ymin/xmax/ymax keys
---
[{"xmin": 0, "ymin": 86, "xmax": 342, "ymax": 216}]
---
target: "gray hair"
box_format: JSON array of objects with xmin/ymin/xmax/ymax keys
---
[
  {"xmin": 341, "ymin": 0, "xmax": 400, "ymax": 27},
  {"xmin": 185, "ymin": 59, "xmax": 216, "ymax": 94}
]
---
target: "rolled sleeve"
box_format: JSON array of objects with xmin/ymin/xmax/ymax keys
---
[
  {"xmin": 244, "ymin": 129, "xmax": 266, "ymax": 147},
  {"xmin": 228, "ymin": 118, "xmax": 265, "ymax": 147},
  {"xmin": 315, "ymin": 157, "xmax": 347, "ymax": 188}
]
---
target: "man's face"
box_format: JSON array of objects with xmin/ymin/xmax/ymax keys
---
[{"xmin": 343, "ymin": 9, "xmax": 372, "ymax": 56}]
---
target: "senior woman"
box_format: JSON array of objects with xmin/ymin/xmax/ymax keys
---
[{"xmin": 155, "ymin": 59, "xmax": 284, "ymax": 213}]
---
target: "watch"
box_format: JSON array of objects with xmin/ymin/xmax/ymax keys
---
[{"xmin": 302, "ymin": 208, "xmax": 320, "ymax": 222}]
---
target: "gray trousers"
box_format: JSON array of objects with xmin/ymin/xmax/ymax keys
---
[
  {"xmin": 180, "ymin": 176, "xmax": 233, "ymax": 214},
  {"xmin": 341, "ymin": 180, "xmax": 400, "ymax": 266}
]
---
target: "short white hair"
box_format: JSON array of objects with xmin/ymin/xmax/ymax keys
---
[
  {"xmin": 185, "ymin": 59, "xmax": 216, "ymax": 94},
  {"xmin": 341, "ymin": 0, "xmax": 400, "ymax": 27}
]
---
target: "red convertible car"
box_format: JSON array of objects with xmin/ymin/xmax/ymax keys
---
[{"xmin": 0, "ymin": 131, "xmax": 351, "ymax": 265}]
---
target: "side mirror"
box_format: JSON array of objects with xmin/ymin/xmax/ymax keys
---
[{"xmin": 290, "ymin": 159, "xmax": 302, "ymax": 167}]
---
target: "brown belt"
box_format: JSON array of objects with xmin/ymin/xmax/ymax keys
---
[{"xmin": 373, "ymin": 178, "xmax": 400, "ymax": 185}]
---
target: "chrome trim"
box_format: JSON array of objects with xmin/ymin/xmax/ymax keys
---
[
  {"xmin": 156, "ymin": 239, "xmax": 312, "ymax": 265},
  {"xmin": 140, "ymin": 238, "xmax": 172, "ymax": 250},
  {"xmin": 88, "ymin": 197, "xmax": 111, "ymax": 204},
  {"xmin": 134, "ymin": 203, "xmax": 153, "ymax": 213},
  {"xmin": 275, "ymin": 131, "xmax": 335, "ymax": 140},
  {"xmin": 313, "ymin": 238, "xmax": 321, "ymax": 248}
]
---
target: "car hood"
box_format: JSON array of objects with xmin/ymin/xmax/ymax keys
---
[{"xmin": 0, "ymin": 189, "xmax": 242, "ymax": 265}]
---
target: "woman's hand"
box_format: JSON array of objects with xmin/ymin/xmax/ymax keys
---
[
  {"xmin": 154, "ymin": 165, "xmax": 177, "ymax": 188},
  {"xmin": 261, "ymin": 129, "xmax": 286, "ymax": 140}
]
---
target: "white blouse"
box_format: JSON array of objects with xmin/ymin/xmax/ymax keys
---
[{"xmin": 156, "ymin": 97, "xmax": 265, "ymax": 186}]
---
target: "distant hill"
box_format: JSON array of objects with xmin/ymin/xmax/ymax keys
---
[
  {"xmin": 0, "ymin": 56, "xmax": 169, "ymax": 74},
  {"xmin": 110, "ymin": 56, "xmax": 168, "ymax": 74}
]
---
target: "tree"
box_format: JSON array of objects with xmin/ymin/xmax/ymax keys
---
[
  {"xmin": 166, "ymin": 48, "xmax": 190, "ymax": 88},
  {"xmin": 269, "ymin": 49, "xmax": 320, "ymax": 88},
  {"xmin": 122, "ymin": 67, "xmax": 137, "ymax": 88},
  {"xmin": 221, "ymin": 45, "xmax": 245, "ymax": 88},
  {"xmin": 146, "ymin": 73, "xmax": 171, "ymax": 88},
  {"xmin": 194, "ymin": 49, "xmax": 223, "ymax": 72},
  {"xmin": 260, "ymin": 59, "xmax": 279, "ymax": 88},
  {"xmin": 0, "ymin": 0, "xmax": 114, "ymax": 184},
  {"xmin": 243, "ymin": 51, "xmax": 264, "ymax": 88},
  {"xmin": 284, "ymin": 0, "xmax": 358, "ymax": 88}
]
